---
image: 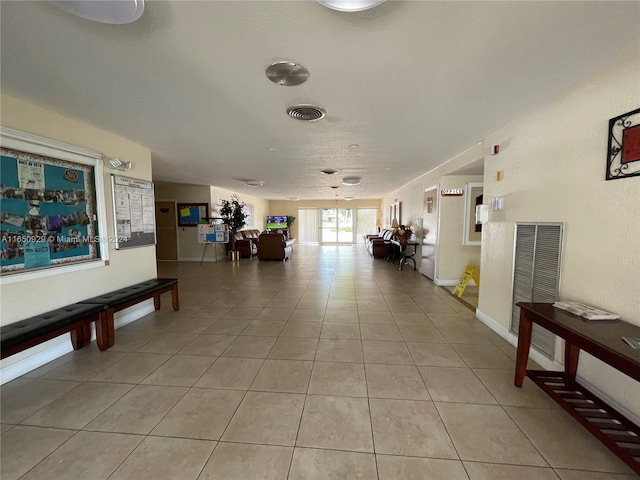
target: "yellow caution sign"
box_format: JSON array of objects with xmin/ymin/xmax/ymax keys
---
[{"xmin": 451, "ymin": 265, "xmax": 480, "ymax": 297}]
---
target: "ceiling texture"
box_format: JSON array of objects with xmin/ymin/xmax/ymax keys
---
[{"xmin": 1, "ymin": 1, "xmax": 639, "ymax": 200}]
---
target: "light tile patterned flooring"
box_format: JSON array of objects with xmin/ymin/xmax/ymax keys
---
[{"xmin": 1, "ymin": 246, "xmax": 638, "ymax": 479}]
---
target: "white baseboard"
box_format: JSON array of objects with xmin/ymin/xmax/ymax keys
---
[
  {"xmin": 475, "ymin": 308, "xmax": 562, "ymax": 372},
  {"xmin": 0, "ymin": 300, "xmax": 154, "ymax": 385},
  {"xmin": 475, "ymin": 308, "xmax": 640, "ymax": 425}
]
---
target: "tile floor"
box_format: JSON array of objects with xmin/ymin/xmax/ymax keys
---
[{"xmin": 1, "ymin": 245, "xmax": 638, "ymax": 479}]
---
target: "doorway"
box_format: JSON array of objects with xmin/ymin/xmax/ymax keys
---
[
  {"xmin": 321, "ymin": 208, "xmax": 354, "ymax": 244},
  {"xmin": 155, "ymin": 201, "xmax": 178, "ymax": 261},
  {"xmin": 421, "ymin": 186, "xmax": 439, "ymax": 280}
]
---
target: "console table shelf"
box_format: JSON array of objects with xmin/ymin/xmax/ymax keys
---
[
  {"xmin": 515, "ymin": 302, "xmax": 640, "ymax": 474},
  {"xmin": 527, "ymin": 370, "xmax": 640, "ymax": 472}
]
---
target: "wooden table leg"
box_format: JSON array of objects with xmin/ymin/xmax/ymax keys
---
[
  {"xmin": 565, "ymin": 341, "xmax": 580, "ymax": 381},
  {"xmin": 515, "ymin": 310, "xmax": 533, "ymax": 387}
]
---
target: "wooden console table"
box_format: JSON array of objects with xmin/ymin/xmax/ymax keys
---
[{"xmin": 515, "ymin": 302, "xmax": 640, "ymax": 474}]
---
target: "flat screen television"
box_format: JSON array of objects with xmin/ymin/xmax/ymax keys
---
[{"xmin": 266, "ymin": 215, "xmax": 287, "ymax": 229}]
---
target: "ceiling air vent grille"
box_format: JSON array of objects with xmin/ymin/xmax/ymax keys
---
[{"xmin": 287, "ymin": 105, "xmax": 326, "ymax": 121}]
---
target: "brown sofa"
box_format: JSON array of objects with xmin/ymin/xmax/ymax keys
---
[
  {"xmin": 257, "ymin": 233, "xmax": 294, "ymax": 261},
  {"xmin": 227, "ymin": 229, "xmax": 260, "ymax": 258},
  {"xmin": 366, "ymin": 229, "xmax": 395, "ymax": 258}
]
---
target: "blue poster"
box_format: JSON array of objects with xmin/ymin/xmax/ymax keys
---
[{"xmin": 24, "ymin": 240, "xmax": 51, "ymax": 269}]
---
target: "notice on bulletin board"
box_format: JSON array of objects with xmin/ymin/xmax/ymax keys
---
[
  {"xmin": 110, "ymin": 174, "xmax": 156, "ymax": 249},
  {"xmin": 197, "ymin": 223, "xmax": 229, "ymax": 244}
]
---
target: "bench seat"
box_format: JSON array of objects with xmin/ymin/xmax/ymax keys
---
[
  {"xmin": 1, "ymin": 303, "xmax": 108, "ymax": 359},
  {"xmin": 80, "ymin": 278, "xmax": 179, "ymax": 347}
]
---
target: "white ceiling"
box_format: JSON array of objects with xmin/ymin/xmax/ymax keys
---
[{"xmin": 1, "ymin": 1, "xmax": 639, "ymax": 200}]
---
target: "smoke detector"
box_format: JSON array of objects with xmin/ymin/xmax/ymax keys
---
[{"xmin": 287, "ymin": 105, "xmax": 326, "ymax": 121}]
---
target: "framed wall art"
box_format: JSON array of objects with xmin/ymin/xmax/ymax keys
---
[{"xmin": 606, "ymin": 107, "xmax": 640, "ymax": 180}]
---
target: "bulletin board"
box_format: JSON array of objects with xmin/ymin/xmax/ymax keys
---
[
  {"xmin": 197, "ymin": 223, "xmax": 229, "ymax": 244},
  {"xmin": 177, "ymin": 203, "xmax": 209, "ymax": 227},
  {"xmin": 110, "ymin": 174, "xmax": 156, "ymax": 249},
  {"xmin": 0, "ymin": 146, "xmax": 99, "ymax": 275}
]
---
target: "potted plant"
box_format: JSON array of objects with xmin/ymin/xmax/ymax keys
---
[
  {"xmin": 219, "ymin": 194, "xmax": 247, "ymax": 256},
  {"xmin": 286, "ymin": 215, "xmax": 296, "ymax": 238}
]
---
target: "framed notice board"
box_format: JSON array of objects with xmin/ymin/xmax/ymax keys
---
[
  {"xmin": 111, "ymin": 174, "xmax": 156, "ymax": 249},
  {"xmin": 1, "ymin": 143, "xmax": 100, "ymax": 276},
  {"xmin": 177, "ymin": 203, "xmax": 209, "ymax": 227}
]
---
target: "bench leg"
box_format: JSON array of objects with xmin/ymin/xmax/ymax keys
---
[
  {"xmin": 171, "ymin": 286, "xmax": 180, "ymax": 311},
  {"xmin": 70, "ymin": 327, "xmax": 85, "ymax": 350},
  {"xmin": 153, "ymin": 294, "xmax": 161, "ymax": 311},
  {"xmin": 95, "ymin": 312, "xmax": 110, "ymax": 351}
]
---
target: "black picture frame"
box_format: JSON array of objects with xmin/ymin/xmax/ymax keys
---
[{"xmin": 606, "ymin": 107, "xmax": 640, "ymax": 181}]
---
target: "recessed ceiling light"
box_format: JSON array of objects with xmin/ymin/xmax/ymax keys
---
[
  {"xmin": 267, "ymin": 147, "xmax": 277, "ymax": 152},
  {"xmin": 316, "ymin": 0, "xmax": 386, "ymax": 12},
  {"xmin": 266, "ymin": 61, "xmax": 310, "ymax": 86},
  {"xmin": 321, "ymin": 168, "xmax": 338, "ymax": 175},
  {"xmin": 245, "ymin": 180, "xmax": 264, "ymax": 187},
  {"xmin": 51, "ymin": 0, "xmax": 145, "ymax": 24},
  {"xmin": 349, "ymin": 144, "xmax": 359, "ymax": 149},
  {"xmin": 330, "ymin": 186, "xmax": 340, "ymax": 189},
  {"xmin": 344, "ymin": 196, "xmax": 354, "ymax": 201},
  {"xmin": 342, "ymin": 176, "xmax": 361, "ymax": 186},
  {"xmin": 288, "ymin": 197, "xmax": 299, "ymax": 201}
]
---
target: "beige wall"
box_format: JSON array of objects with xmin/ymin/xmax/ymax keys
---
[
  {"xmin": 479, "ymin": 53, "xmax": 640, "ymax": 416},
  {"xmin": 210, "ymin": 186, "xmax": 270, "ymax": 233},
  {"xmin": 437, "ymin": 175, "xmax": 482, "ymax": 282},
  {"xmin": 382, "ymin": 144, "xmax": 485, "ymax": 283},
  {"xmin": 269, "ymin": 199, "xmax": 382, "ymax": 240},
  {"xmin": 154, "ymin": 181, "xmax": 211, "ymax": 261},
  {"xmin": 1, "ymin": 94, "xmax": 156, "ymax": 368}
]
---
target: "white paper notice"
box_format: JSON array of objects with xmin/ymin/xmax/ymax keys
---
[
  {"xmin": 117, "ymin": 221, "xmax": 131, "ymax": 238},
  {"xmin": 142, "ymin": 195, "xmax": 155, "ymax": 233},
  {"xmin": 18, "ymin": 159, "xmax": 45, "ymax": 189},
  {"xmin": 114, "ymin": 189, "xmax": 131, "ymax": 220},
  {"xmin": 129, "ymin": 193, "xmax": 143, "ymax": 232}
]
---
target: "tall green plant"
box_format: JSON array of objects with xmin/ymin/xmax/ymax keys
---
[{"xmin": 219, "ymin": 195, "xmax": 247, "ymax": 251}]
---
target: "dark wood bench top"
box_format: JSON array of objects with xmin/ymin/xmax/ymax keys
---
[
  {"xmin": 78, "ymin": 278, "xmax": 178, "ymax": 308},
  {"xmin": 1, "ymin": 303, "xmax": 106, "ymax": 358}
]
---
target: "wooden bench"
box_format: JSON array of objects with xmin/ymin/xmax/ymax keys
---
[
  {"xmin": 79, "ymin": 278, "xmax": 179, "ymax": 348},
  {"xmin": 1, "ymin": 278, "xmax": 179, "ymax": 361},
  {"xmin": 1, "ymin": 303, "xmax": 109, "ymax": 359},
  {"xmin": 515, "ymin": 302, "xmax": 640, "ymax": 474}
]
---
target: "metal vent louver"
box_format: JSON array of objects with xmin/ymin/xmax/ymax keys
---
[{"xmin": 287, "ymin": 105, "xmax": 326, "ymax": 121}]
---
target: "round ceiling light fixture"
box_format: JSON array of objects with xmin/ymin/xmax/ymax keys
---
[
  {"xmin": 344, "ymin": 196, "xmax": 354, "ymax": 201},
  {"xmin": 287, "ymin": 105, "xmax": 326, "ymax": 122},
  {"xmin": 316, "ymin": 0, "xmax": 386, "ymax": 12},
  {"xmin": 342, "ymin": 176, "xmax": 361, "ymax": 186},
  {"xmin": 349, "ymin": 144, "xmax": 359, "ymax": 150},
  {"xmin": 266, "ymin": 61, "xmax": 310, "ymax": 86},
  {"xmin": 321, "ymin": 168, "xmax": 338, "ymax": 175},
  {"xmin": 288, "ymin": 196, "xmax": 300, "ymax": 201},
  {"xmin": 51, "ymin": 0, "xmax": 145, "ymax": 24},
  {"xmin": 245, "ymin": 180, "xmax": 264, "ymax": 188}
]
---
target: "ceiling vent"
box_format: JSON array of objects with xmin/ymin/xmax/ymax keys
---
[{"xmin": 287, "ymin": 105, "xmax": 326, "ymax": 121}]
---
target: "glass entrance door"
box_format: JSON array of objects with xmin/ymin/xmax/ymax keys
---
[{"xmin": 321, "ymin": 208, "xmax": 354, "ymax": 244}]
